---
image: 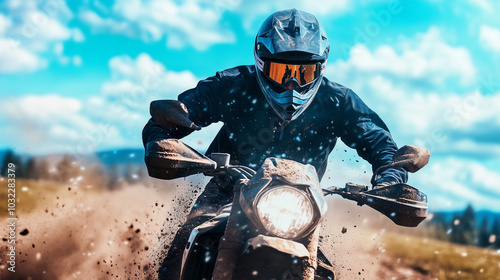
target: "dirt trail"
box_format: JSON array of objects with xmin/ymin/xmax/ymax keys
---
[
  {"xmin": 1, "ymin": 179, "xmax": 425, "ymax": 279},
  {"xmin": 0, "ymin": 176, "xmax": 206, "ymax": 280},
  {"xmin": 321, "ymin": 197, "xmax": 432, "ymax": 279}
]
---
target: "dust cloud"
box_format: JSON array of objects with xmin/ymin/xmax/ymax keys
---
[{"xmin": 0, "ymin": 176, "xmax": 207, "ymax": 280}]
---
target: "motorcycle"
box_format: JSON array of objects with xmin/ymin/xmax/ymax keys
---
[{"xmin": 145, "ymin": 138, "xmax": 430, "ymax": 280}]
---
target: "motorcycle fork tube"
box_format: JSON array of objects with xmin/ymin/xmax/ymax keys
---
[
  {"xmin": 298, "ymin": 227, "xmax": 320, "ymax": 280},
  {"xmin": 212, "ymin": 184, "xmax": 245, "ymax": 280}
]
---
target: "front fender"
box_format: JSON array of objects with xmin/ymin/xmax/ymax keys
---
[
  {"xmin": 233, "ymin": 234, "xmax": 314, "ymax": 279},
  {"xmin": 244, "ymin": 235, "xmax": 310, "ymax": 258}
]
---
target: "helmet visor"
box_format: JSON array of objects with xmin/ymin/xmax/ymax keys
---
[{"xmin": 265, "ymin": 61, "xmax": 323, "ymax": 86}]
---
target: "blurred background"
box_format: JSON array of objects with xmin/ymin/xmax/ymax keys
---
[{"xmin": 1, "ymin": 0, "xmax": 500, "ymax": 279}]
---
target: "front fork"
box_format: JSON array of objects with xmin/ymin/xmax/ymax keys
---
[
  {"xmin": 300, "ymin": 227, "xmax": 319, "ymax": 279},
  {"xmin": 212, "ymin": 181, "xmax": 245, "ymax": 280}
]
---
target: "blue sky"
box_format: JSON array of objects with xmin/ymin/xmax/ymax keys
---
[{"xmin": 1, "ymin": 0, "xmax": 499, "ymax": 212}]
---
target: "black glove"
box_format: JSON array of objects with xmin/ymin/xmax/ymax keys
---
[{"xmin": 150, "ymin": 100, "xmax": 200, "ymax": 130}]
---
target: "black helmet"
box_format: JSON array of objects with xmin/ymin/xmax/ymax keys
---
[{"xmin": 254, "ymin": 9, "xmax": 330, "ymax": 121}]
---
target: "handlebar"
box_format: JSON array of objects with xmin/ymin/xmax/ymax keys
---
[{"xmin": 323, "ymin": 183, "xmax": 428, "ymax": 227}]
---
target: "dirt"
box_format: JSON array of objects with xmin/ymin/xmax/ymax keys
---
[
  {"xmin": 320, "ymin": 197, "xmax": 432, "ymax": 280},
  {"xmin": 1, "ymin": 177, "xmax": 426, "ymax": 279},
  {"xmin": 0, "ymin": 176, "xmax": 206, "ymax": 280}
]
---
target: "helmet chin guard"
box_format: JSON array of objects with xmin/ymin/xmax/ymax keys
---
[{"xmin": 254, "ymin": 9, "xmax": 330, "ymax": 122}]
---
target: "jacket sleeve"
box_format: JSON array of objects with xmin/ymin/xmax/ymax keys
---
[
  {"xmin": 142, "ymin": 73, "xmax": 229, "ymax": 147},
  {"xmin": 338, "ymin": 88, "xmax": 408, "ymax": 186}
]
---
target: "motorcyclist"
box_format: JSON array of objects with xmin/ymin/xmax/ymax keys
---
[{"xmin": 142, "ymin": 9, "xmax": 408, "ymax": 279}]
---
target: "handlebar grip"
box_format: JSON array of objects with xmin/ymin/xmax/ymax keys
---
[{"xmin": 345, "ymin": 182, "xmax": 369, "ymax": 194}]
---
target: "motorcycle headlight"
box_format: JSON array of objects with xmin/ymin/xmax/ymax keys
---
[{"xmin": 255, "ymin": 186, "xmax": 315, "ymax": 239}]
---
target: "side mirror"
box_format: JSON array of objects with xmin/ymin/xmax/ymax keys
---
[{"xmin": 376, "ymin": 145, "xmax": 430, "ymax": 174}]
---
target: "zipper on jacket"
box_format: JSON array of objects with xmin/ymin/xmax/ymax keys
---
[{"xmin": 278, "ymin": 120, "xmax": 290, "ymax": 141}]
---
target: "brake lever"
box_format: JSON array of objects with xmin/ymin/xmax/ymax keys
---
[{"xmin": 322, "ymin": 183, "xmax": 370, "ymax": 206}]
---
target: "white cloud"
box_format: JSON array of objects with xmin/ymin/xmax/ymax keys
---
[
  {"xmin": 78, "ymin": 1, "xmax": 349, "ymax": 49},
  {"xmin": 53, "ymin": 44, "xmax": 83, "ymax": 67},
  {"xmin": 58, "ymin": 55, "xmax": 69, "ymax": 65},
  {"xmin": 98, "ymin": 53, "xmax": 205, "ymax": 147},
  {"xmin": 466, "ymin": 0, "xmax": 498, "ymax": 13},
  {"xmin": 0, "ymin": 53, "xmax": 205, "ymax": 154},
  {"xmin": 330, "ymin": 27, "xmax": 477, "ymax": 89},
  {"xmin": 0, "ymin": 37, "xmax": 47, "ymax": 72},
  {"xmin": 3, "ymin": 0, "xmax": 73, "ymax": 46},
  {"xmin": 102, "ymin": 53, "xmax": 198, "ymax": 103},
  {"xmin": 0, "ymin": 13, "xmax": 12, "ymax": 35},
  {"xmin": 0, "ymin": 0, "xmax": 83, "ymax": 73},
  {"xmin": 332, "ymin": 73, "xmax": 500, "ymax": 159},
  {"xmin": 293, "ymin": 0, "xmax": 350, "ymax": 16},
  {"xmin": 93, "ymin": 53, "xmax": 220, "ymax": 152},
  {"xmin": 325, "ymin": 27, "xmax": 500, "ymax": 161},
  {"xmin": 412, "ymin": 157, "xmax": 500, "ymax": 212},
  {"xmin": 223, "ymin": 0, "xmax": 351, "ymax": 31},
  {"xmin": 71, "ymin": 27, "xmax": 85, "ymax": 42},
  {"xmin": 9, "ymin": 94, "xmax": 82, "ymax": 117},
  {"xmin": 0, "ymin": 94, "xmax": 94, "ymax": 153},
  {"xmin": 79, "ymin": 0, "xmax": 236, "ymax": 50},
  {"xmin": 101, "ymin": 80, "xmax": 136, "ymax": 96},
  {"xmin": 479, "ymin": 25, "xmax": 500, "ymax": 53},
  {"xmin": 407, "ymin": 91, "xmax": 500, "ymax": 157},
  {"xmin": 78, "ymin": 10, "xmax": 133, "ymax": 36},
  {"xmin": 54, "ymin": 42, "xmax": 63, "ymax": 54},
  {"xmin": 0, "ymin": 93, "xmax": 139, "ymax": 154}
]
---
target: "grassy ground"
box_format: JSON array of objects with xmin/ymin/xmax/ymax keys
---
[
  {"xmin": 1, "ymin": 178, "xmax": 60, "ymax": 217},
  {"xmin": 382, "ymin": 233, "xmax": 500, "ymax": 280},
  {"xmin": 0, "ymin": 177, "xmax": 101, "ymax": 217}
]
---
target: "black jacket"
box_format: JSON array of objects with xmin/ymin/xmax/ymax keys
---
[{"xmin": 142, "ymin": 65, "xmax": 407, "ymax": 185}]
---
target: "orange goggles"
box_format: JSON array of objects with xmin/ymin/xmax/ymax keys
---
[{"xmin": 265, "ymin": 61, "xmax": 324, "ymax": 86}]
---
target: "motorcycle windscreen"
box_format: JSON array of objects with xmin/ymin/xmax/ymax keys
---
[{"xmin": 145, "ymin": 139, "xmax": 216, "ymax": 179}]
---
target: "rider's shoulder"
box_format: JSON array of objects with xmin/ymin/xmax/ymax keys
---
[
  {"xmin": 215, "ymin": 65, "xmax": 256, "ymax": 81},
  {"xmin": 319, "ymin": 76, "xmax": 355, "ymax": 101}
]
